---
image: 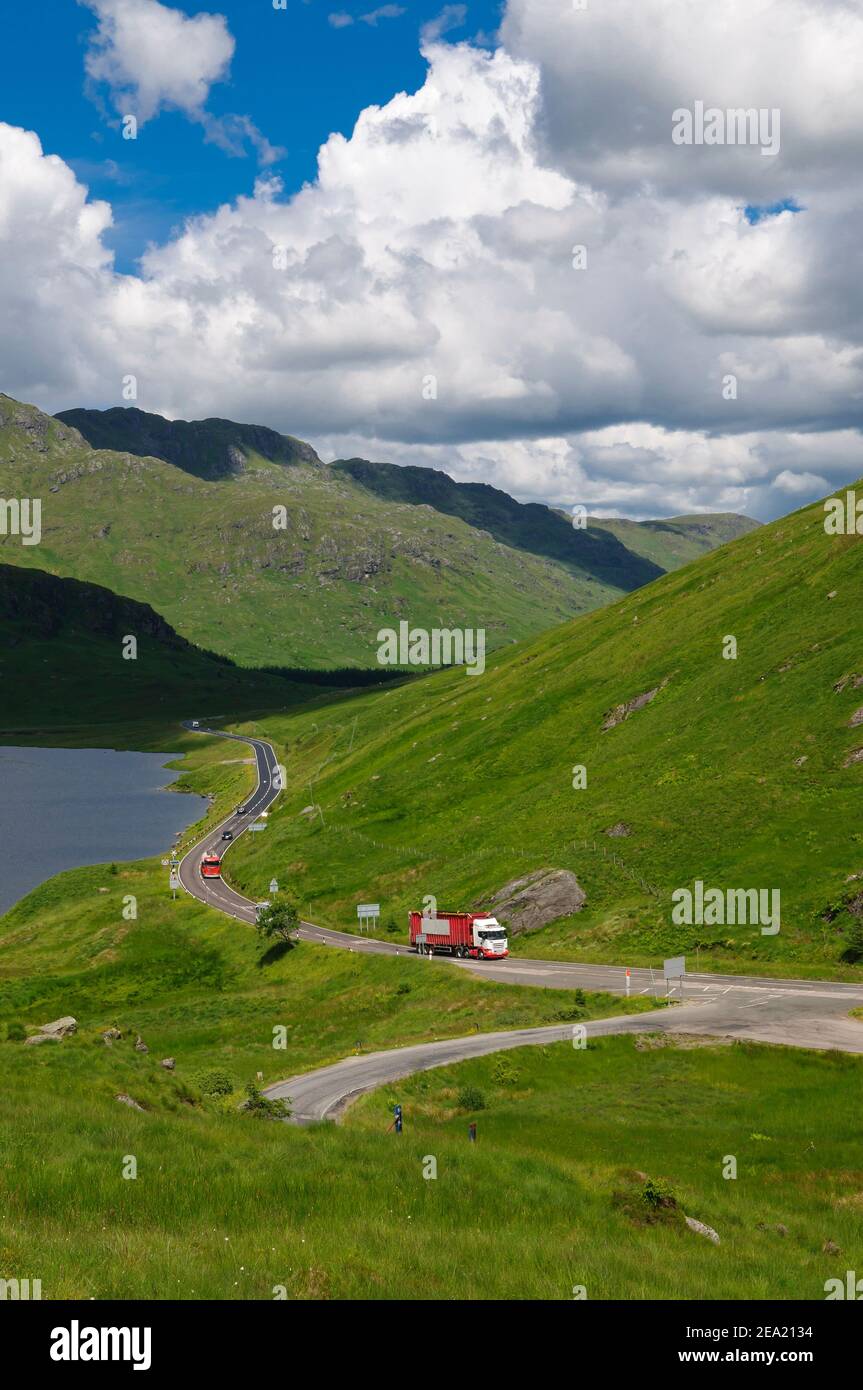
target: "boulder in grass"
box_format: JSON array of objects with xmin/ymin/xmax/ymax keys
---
[
  {"xmin": 115, "ymin": 1094, "xmax": 145, "ymax": 1112},
  {"xmin": 160, "ymin": 1058, "xmax": 176, "ymax": 1071},
  {"xmin": 484, "ymin": 868, "xmax": 586, "ymax": 936},
  {"xmin": 134, "ymin": 1036, "xmax": 149, "ymax": 1054},
  {"xmin": 41, "ymin": 1016, "xmax": 77, "ymax": 1038},
  {"xmin": 685, "ymin": 1215, "xmax": 720, "ymax": 1245},
  {"xmin": 27, "ymin": 1016, "xmax": 77, "ymax": 1042},
  {"xmin": 24, "ymin": 1032, "xmax": 61, "ymax": 1046}
]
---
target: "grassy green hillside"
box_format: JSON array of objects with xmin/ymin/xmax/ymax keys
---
[
  {"xmin": 1, "ymin": 395, "xmax": 631, "ymax": 668},
  {"xmin": 585, "ymin": 513, "xmax": 761, "ymax": 572},
  {"xmin": 219, "ymin": 480, "xmax": 863, "ymax": 976},
  {"xmin": 0, "ymin": 562, "xmax": 331, "ymax": 743}
]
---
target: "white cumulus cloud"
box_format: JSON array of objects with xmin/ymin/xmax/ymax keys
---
[{"xmin": 0, "ymin": 2, "xmax": 862, "ymax": 521}]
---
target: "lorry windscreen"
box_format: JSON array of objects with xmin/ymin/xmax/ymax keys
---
[{"xmin": 479, "ymin": 929, "xmax": 506, "ymax": 940}]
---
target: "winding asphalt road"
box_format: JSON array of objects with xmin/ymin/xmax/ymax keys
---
[{"xmin": 178, "ymin": 725, "xmax": 863, "ymax": 1123}]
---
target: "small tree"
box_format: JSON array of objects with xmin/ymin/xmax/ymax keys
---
[
  {"xmin": 256, "ymin": 894, "xmax": 299, "ymax": 948},
  {"xmin": 244, "ymin": 1081, "xmax": 291, "ymax": 1120}
]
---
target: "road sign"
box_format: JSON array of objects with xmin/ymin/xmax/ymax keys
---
[
  {"xmin": 357, "ymin": 902, "xmax": 380, "ymax": 934},
  {"xmin": 664, "ymin": 955, "xmax": 685, "ymax": 998},
  {"xmin": 249, "ymin": 823, "xmax": 267, "ymax": 832},
  {"xmin": 269, "ymin": 878, "xmax": 279, "ymax": 895},
  {"xmin": 161, "ymin": 859, "xmax": 169, "ymax": 867},
  {"xmin": 169, "ymin": 868, "xmax": 180, "ymax": 899}
]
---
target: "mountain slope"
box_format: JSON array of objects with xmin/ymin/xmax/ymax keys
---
[
  {"xmin": 331, "ymin": 456, "xmax": 664, "ymax": 590},
  {"xmin": 0, "ymin": 395, "xmax": 631, "ymax": 668},
  {"xmin": 0, "ymin": 563, "xmax": 318, "ymax": 735},
  {"xmin": 56, "ymin": 406, "xmax": 320, "ymax": 480},
  {"xmin": 584, "ymin": 513, "xmax": 761, "ymax": 572},
  {"xmin": 222, "ymin": 480, "xmax": 863, "ymax": 975}
]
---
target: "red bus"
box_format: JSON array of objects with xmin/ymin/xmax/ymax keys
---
[{"xmin": 200, "ymin": 852, "xmax": 222, "ymax": 879}]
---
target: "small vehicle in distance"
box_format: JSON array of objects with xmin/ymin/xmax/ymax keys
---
[
  {"xmin": 236, "ymin": 806, "xmax": 247, "ymax": 815},
  {"xmin": 221, "ymin": 830, "xmax": 234, "ymax": 841}
]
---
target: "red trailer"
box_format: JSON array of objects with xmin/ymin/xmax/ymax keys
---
[{"xmin": 409, "ymin": 910, "xmax": 508, "ymax": 959}]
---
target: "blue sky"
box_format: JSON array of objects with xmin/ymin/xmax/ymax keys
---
[
  {"xmin": 2, "ymin": 0, "xmax": 500, "ymax": 273},
  {"xmin": 0, "ymin": 0, "xmax": 859, "ymax": 522}
]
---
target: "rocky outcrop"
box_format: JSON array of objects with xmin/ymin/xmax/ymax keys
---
[
  {"xmin": 483, "ymin": 869, "xmax": 586, "ymax": 935},
  {"xmin": 25, "ymin": 1015, "xmax": 77, "ymax": 1044},
  {"xmin": 602, "ymin": 683, "xmax": 664, "ymax": 731}
]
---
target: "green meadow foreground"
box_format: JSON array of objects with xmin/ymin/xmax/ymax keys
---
[
  {"xmin": 2, "ymin": 750, "xmax": 861, "ymax": 1299},
  {"xmin": 0, "ymin": 755, "xmax": 861, "ymax": 1300}
]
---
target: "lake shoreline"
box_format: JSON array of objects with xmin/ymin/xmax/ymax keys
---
[{"xmin": 0, "ymin": 745, "xmax": 208, "ymax": 917}]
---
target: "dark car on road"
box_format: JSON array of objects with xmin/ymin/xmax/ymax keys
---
[{"xmin": 222, "ymin": 830, "xmax": 234, "ymax": 841}]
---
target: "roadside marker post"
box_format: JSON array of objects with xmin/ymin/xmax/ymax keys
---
[{"xmin": 626, "ymin": 967, "xmax": 631, "ymax": 997}]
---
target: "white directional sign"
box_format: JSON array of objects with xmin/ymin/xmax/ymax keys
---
[
  {"xmin": 357, "ymin": 902, "xmax": 380, "ymax": 934},
  {"xmin": 269, "ymin": 879, "xmax": 279, "ymax": 895},
  {"xmin": 169, "ymin": 868, "xmax": 180, "ymax": 898},
  {"xmin": 249, "ymin": 823, "xmax": 267, "ymax": 832}
]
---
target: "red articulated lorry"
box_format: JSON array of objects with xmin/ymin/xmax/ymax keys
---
[{"xmin": 409, "ymin": 910, "xmax": 509, "ymax": 959}]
